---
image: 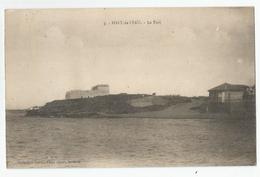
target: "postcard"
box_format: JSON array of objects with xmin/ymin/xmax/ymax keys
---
[{"xmin": 5, "ymin": 7, "xmax": 256, "ymax": 168}]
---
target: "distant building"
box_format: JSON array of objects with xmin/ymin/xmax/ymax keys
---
[
  {"xmin": 28, "ymin": 106, "xmax": 41, "ymax": 110},
  {"xmin": 65, "ymin": 84, "xmax": 109, "ymax": 99},
  {"xmin": 208, "ymin": 83, "xmax": 250, "ymax": 113},
  {"xmin": 208, "ymin": 83, "xmax": 249, "ymax": 103}
]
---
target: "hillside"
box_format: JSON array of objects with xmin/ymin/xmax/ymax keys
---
[{"xmin": 26, "ymin": 94, "xmax": 191, "ymax": 118}]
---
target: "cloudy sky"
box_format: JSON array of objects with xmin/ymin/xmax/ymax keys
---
[{"xmin": 5, "ymin": 8, "xmax": 255, "ymax": 109}]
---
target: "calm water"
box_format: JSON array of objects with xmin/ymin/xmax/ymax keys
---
[{"xmin": 6, "ymin": 111, "xmax": 256, "ymax": 168}]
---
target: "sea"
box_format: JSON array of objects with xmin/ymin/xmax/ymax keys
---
[{"xmin": 6, "ymin": 111, "xmax": 256, "ymax": 168}]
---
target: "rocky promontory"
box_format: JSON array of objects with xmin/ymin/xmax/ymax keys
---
[{"xmin": 26, "ymin": 94, "xmax": 192, "ymax": 118}]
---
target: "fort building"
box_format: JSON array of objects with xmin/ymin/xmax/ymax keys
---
[{"xmin": 65, "ymin": 84, "xmax": 109, "ymax": 99}]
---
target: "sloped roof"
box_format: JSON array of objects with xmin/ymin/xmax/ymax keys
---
[{"xmin": 208, "ymin": 83, "xmax": 249, "ymax": 92}]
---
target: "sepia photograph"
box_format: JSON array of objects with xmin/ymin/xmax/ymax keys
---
[{"xmin": 5, "ymin": 7, "xmax": 256, "ymax": 168}]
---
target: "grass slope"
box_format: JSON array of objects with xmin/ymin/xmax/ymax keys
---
[{"xmin": 26, "ymin": 94, "xmax": 191, "ymax": 118}]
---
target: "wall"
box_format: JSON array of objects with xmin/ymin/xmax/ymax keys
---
[
  {"xmin": 208, "ymin": 90, "xmax": 245, "ymax": 113},
  {"xmin": 228, "ymin": 91, "xmax": 244, "ymax": 102},
  {"xmin": 65, "ymin": 85, "xmax": 109, "ymax": 99},
  {"xmin": 209, "ymin": 90, "xmax": 244, "ymax": 103}
]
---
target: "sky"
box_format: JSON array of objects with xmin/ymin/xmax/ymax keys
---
[{"xmin": 5, "ymin": 8, "xmax": 255, "ymax": 109}]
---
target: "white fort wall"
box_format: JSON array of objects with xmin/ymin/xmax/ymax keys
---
[{"xmin": 65, "ymin": 85, "xmax": 109, "ymax": 99}]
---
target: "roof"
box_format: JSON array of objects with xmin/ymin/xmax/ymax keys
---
[
  {"xmin": 208, "ymin": 83, "xmax": 249, "ymax": 92},
  {"xmin": 93, "ymin": 84, "xmax": 109, "ymax": 87},
  {"xmin": 91, "ymin": 84, "xmax": 109, "ymax": 90}
]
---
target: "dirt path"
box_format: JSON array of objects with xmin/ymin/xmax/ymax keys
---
[{"xmin": 119, "ymin": 100, "xmax": 227, "ymax": 119}]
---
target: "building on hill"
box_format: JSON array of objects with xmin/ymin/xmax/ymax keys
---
[
  {"xmin": 91, "ymin": 84, "xmax": 110, "ymax": 92},
  {"xmin": 208, "ymin": 83, "xmax": 249, "ymax": 103},
  {"xmin": 208, "ymin": 83, "xmax": 252, "ymax": 113},
  {"xmin": 65, "ymin": 84, "xmax": 109, "ymax": 99}
]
